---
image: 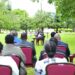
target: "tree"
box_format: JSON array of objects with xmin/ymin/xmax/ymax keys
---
[
  {"xmin": 48, "ymin": 0, "xmax": 75, "ymax": 32},
  {"xmin": 33, "ymin": 11, "xmax": 53, "ymax": 30},
  {"xmin": 48, "ymin": 0, "xmax": 75, "ymax": 19},
  {"xmin": 0, "ymin": 20, "xmax": 4, "ymax": 32},
  {"xmin": 13, "ymin": 9, "xmax": 33, "ymax": 32},
  {"xmin": 12, "ymin": 9, "xmax": 29, "ymax": 31},
  {"xmin": 66, "ymin": 18, "xmax": 75, "ymax": 32}
]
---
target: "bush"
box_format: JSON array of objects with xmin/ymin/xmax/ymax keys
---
[
  {"xmin": 64, "ymin": 29, "xmax": 72, "ymax": 32},
  {"xmin": 58, "ymin": 28, "xmax": 72, "ymax": 32}
]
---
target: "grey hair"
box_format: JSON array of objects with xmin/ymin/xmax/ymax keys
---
[{"xmin": 54, "ymin": 33, "xmax": 61, "ymax": 41}]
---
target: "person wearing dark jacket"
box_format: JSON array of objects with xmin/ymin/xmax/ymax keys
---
[
  {"xmin": 16, "ymin": 32, "xmax": 37, "ymax": 64},
  {"xmin": 50, "ymin": 32, "xmax": 56, "ymax": 41},
  {"xmin": 54, "ymin": 33, "xmax": 70, "ymax": 61}
]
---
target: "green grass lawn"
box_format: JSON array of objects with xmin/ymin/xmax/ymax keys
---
[
  {"xmin": 27, "ymin": 32, "xmax": 75, "ymax": 75},
  {"xmin": 60, "ymin": 32, "xmax": 75, "ymax": 54},
  {"xmin": 0, "ymin": 32, "xmax": 75, "ymax": 75}
]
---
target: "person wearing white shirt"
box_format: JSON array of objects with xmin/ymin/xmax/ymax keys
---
[
  {"xmin": 0, "ymin": 56, "xmax": 19, "ymax": 75},
  {"xmin": 35, "ymin": 57, "xmax": 67, "ymax": 75},
  {"xmin": 0, "ymin": 42, "xmax": 19, "ymax": 75},
  {"xmin": 35, "ymin": 40, "xmax": 67, "ymax": 75}
]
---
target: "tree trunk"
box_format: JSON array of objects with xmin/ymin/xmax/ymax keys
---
[
  {"xmin": 41, "ymin": 27, "xmax": 44, "ymax": 32},
  {"xmin": 56, "ymin": 27, "xmax": 58, "ymax": 33},
  {"xmin": 72, "ymin": 27, "xmax": 75, "ymax": 32},
  {"xmin": 0, "ymin": 29, "xmax": 1, "ymax": 33}
]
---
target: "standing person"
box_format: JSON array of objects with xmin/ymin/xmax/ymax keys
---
[
  {"xmin": 2, "ymin": 34, "xmax": 27, "ymax": 75},
  {"xmin": 54, "ymin": 33, "xmax": 70, "ymax": 61},
  {"xmin": 35, "ymin": 29, "xmax": 45, "ymax": 45},
  {"xmin": 0, "ymin": 42, "xmax": 19, "ymax": 75},
  {"xmin": 35, "ymin": 40, "xmax": 67, "ymax": 75},
  {"xmin": 17, "ymin": 32, "xmax": 37, "ymax": 64}
]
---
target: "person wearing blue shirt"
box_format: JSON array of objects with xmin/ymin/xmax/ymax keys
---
[
  {"xmin": 11, "ymin": 30, "xmax": 21, "ymax": 44},
  {"xmin": 17, "ymin": 32, "xmax": 37, "ymax": 64}
]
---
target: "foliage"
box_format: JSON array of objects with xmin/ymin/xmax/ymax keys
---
[
  {"xmin": 0, "ymin": 0, "xmax": 18, "ymax": 30},
  {"xmin": 12, "ymin": 9, "xmax": 29, "ymax": 31},
  {"xmin": 31, "ymin": 0, "xmax": 39, "ymax": 2},
  {"xmin": 33, "ymin": 11, "xmax": 53, "ymax": 29},
  {"xmin": 48, "ymin": 0, "xmax": 75, "ymax": 19},
  {"xmin": 0, "ymin": 1, "xmax": 29, "ymax": 31},
  {"xmin": 0, "ymin": 0, "xmax": 75, "ymax": 31},
  {"xmin": 0, "ymin": 20, "xmax": 4, "ymax": 30},
  {"xmin": 60, "ymin": 0, "xmax": 75, "ymax": 19}
]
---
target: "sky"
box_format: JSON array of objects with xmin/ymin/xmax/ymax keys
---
[{"xmin": 9, "ymin": 0, "xmax": 56, "ymax": 16}]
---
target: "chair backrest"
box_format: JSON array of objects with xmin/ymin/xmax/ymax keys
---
[
  {"xmin": 46, "ymin": 63, "xmax": 75, "ymax": 75},
  {"xmin": 21, "ymin": 47, "xmax": 33, "ymax": 67},
  {"xmin": 69, "ymin": 54, "xmax": 75, "ymax": 63},
  {"xmin": 55, "ymin": 45, "xmax": 66, "ymax": 58},
  {"xmin": 11, "ymin": 55, "xmax": 21, "ymax": 69},
  {"xmin": 0, "ymin": 65, "xmax": 12, "ymax": 75}
]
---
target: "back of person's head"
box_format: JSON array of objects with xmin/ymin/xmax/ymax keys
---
[
  {"xmin": 54, "ymin": 33, "xmax": 61, "ymax": 41},
  {"xmin": 51, "ymin": 32, "xmax": 56, "ymax": 37},
  {"xmin": 5, "ymin": 34, "xmax": 14, "ymax": 44},
  {"xmin": 45, "ymin": 41, "xmax": 56, "ymax": 58},
  {"xmin": 21, "ymin": 32, "xmax": 27, "ymax": 40},
  {"xmin": 0, "ymin": 42, "xmax": 3, "ymax": 53},
  {"xmin": 50, "ymin": 38, "xmax": 58, "ymax": 45}
]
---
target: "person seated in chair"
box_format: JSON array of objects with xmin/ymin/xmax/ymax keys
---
[
  {"xmin": 50, "ymin": 32, "xmax": 56, "ymax": 41},
  {"xmin": 2, "ymin": 34, "xmax": 27, "ymax": 75},
  {"xmin": 0, "ymin": 42, "xmax": 19, "ymax": 75},
  {"xmin": 16, "ymin": 32, "xmax": 37, "ymax": 64},
  {"xmin": 54, "ymin": 33, "xmax": 70, "ymax": 61},
  {"xmin": 10, "ymin": 30, "xmax": 21, "ymax": 44},
  {"xmin": 39, "ymin": 37, "xmax": 57, "ymax": 60},
  {"xmin": 35, "ymin": 40, "xmax": 67, "ymax": 75}
]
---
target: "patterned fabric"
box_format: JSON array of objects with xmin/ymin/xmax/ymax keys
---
[
  {"xmin": 35, "ymin": 57, "xmax": 67, "ymax": 75},
  {"xmin": 55, "ymin": 41, "xmax": 70, "ymax": 60}
]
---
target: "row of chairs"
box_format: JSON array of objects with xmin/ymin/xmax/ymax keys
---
[
  {"xmin": 12, "ymin": 47, "xmax": 34, "ymax": 68},
  {"xmin": 0, "ymin": 46, "xmax": 75, "ymax": 75},
  {"xmin": 0, "ymin": 47, "xmax": 33, "ymax": 75},
  {"xmin": 1, "ymin": 63, "xmax": 75, "ymax": 75},
  {"xmin": 0, "ymin": 58, "xmax": 75, "ymax": 75}
]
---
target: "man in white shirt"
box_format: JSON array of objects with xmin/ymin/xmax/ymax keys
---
[
  {"xmin": 0, "ymin": 56, "xmax": 19, "ymax": 75},
  {"xmin": 35, "ymin": 57, "xmax": 67, "ymax": 75},
  {"xmin": 0, "ymin": 42, "xmax": 19, "ymax": 75},
  {"xmin": 35, "ymin": 40, "xmax": 67, "ymax": 75}
]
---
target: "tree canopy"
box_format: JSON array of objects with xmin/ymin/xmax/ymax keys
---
[
  {"xmin": 0, "ymin": 0, "xmax": 75, "ymax": 32},
  {"xmin": 48, "ymin": 0, "xmax": 75, "ymax": 19}
]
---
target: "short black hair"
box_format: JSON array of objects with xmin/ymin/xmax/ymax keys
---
[
  {"xmin": 5, "ymin": 34, "xmax": 14, "ymax": 44},
  {"xmin": 50, "ymin": 38, "xmax": 58, "ymax": 45},
  {"xmin": 0, "ymin": 42, "xmax": 3, "ymax": 53},
  {"xmin": 45, "ymin": 41, "xmax": 56, "ymax": 58},
  {"xmin": 51, "ymin": 32, "xmax": 56, "ymax": 37},
  {"xmin": 21, "ymin": 32, "xmax": 27, "ymax": 40}
]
